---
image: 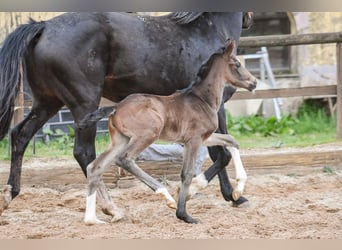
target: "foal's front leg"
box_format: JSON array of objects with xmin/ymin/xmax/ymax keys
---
[{"xmin": 176, "ymin": 142, "xmax": 200, "ymax": 224}]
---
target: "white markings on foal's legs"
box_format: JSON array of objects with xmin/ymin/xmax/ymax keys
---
[
  {"xmin": 227, "ymin": 146, "xmax": 247, "ymax": 201},
  {"xmin": 155, "ymin": 187, "xmax": 177, "ymax": 209},
  {"xmin": 84, "ymin": 191, "xmax": 106, "ymax": 225},
  {"xmin": 188, "ymin": 147, "xmax": 247, "ymax": 201}
]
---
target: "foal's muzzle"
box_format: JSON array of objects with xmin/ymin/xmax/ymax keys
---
[{"xmin": 247, "ymin": 79, "xmax": 258, "ymax": 91}]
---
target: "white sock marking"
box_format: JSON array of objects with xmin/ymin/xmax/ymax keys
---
[
  {"xmin": 84, "ymin": 191, "xmax": 105, "ymax": 224},
  {"xmin": 228, "ymin": 147, "xmax": 247, "ymax": 193},
  {"xmin": 156, "ymin": 187, "xmax": 176, "ymax": 205}
]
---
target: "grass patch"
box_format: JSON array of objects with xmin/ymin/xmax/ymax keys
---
[
  {"xmin": 322, "ymin": 166, "xmax": 336, "ymax": 175},
  {"xmin": 227, "ymin": 99, "xmax": 337, "ymax": 149}
]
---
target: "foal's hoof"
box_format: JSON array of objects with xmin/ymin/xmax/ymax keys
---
[
  {"xmin": 0, "ymin": 185, "xmax": 12, "ymax": 216},
  {"xmin": 84, "ymin": 217, "xmax": 107, "ymax": 225},
  {"xmin": 176, "ymin": 211, "xmax": 199, "ymax": 224},
  {"xmin": 110, "ymin": 209, "xmax": 125, "ymax": 223},
  {"xmin": 178, "ymin": 215, "xmax": 199, "ymax": 224},
  {"xmin": 110, "ymin": 214, "xmax": 124, "ymax": 223},
  {"xmin": 167, "ymin": 201, "xmax": 177, "ymax": 209}
]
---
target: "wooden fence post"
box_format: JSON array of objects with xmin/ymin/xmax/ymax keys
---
[
  {"xmin": 337, "ymin": 42, "xmax": 342, "ymax": 139},
  {"xmin": 13, "ymin": 80, "xmax": 24, "ymax": 127}
]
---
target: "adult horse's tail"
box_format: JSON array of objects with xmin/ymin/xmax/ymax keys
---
[{"xmin": 0, "ymin": 19, "xmax": 45, "ymax": 140}]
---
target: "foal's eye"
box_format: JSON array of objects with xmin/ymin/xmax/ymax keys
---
[{"xmin": 236, "ymin": 61, "xmax": 241, "ymax": 68}]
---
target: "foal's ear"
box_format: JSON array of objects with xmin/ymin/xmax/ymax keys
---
[{"xmin": 224, "ymin": 39, "xmax": 235, "ymax": 59}]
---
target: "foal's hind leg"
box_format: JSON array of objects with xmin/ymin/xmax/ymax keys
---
[
  {"xmin": 0, "ymin": 102, "xmax": 62, "ymax": 215},
  {"xmin": 115, "ymin": 137, "xmax": 176, "ymax": 209},
  {"xmin": 84, "ymin": 129, "xmax": 128, "ymax": 224},
  {"xmin": 74, "ymin": 120, "xmax": 123, "ymax": 218}
]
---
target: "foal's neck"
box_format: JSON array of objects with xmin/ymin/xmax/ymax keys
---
[{"xmin": 191, "ymin": 59, "xmax": 226, "ymax": 111}]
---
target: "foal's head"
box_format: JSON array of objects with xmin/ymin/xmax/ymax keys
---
[{"xmin": 221, "ymin": 39, "xmax": 257, "ymax": 91}]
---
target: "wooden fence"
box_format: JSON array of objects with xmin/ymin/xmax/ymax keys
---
[{"xmin": 236, "ymin": 32, "xmax": 342, "ymax": 139}]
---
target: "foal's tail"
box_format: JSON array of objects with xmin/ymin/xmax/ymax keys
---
[
  {"xmin": 77, "ymin": 105, "xmax": 118, "ymax": 130},
  {"xmin": 0, "ymin": 19, "xmax": 46, "ymax": 140}
]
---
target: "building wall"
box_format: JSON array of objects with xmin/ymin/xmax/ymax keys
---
[
  {"xmin": 0, "ymin": 12, "xmax": 63, "ymax": 43},
  {"xmin": 293, "ymin": 12, "xmax": 342, "ymax": 87}
]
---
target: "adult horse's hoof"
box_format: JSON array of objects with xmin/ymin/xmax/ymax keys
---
[
  {"xmin": 232, "ymin": 196, "xmax": 250, "ymax": 208},
  {"xmin": 0, "ymin": 185, "xmax": 12, "ymax": 216},
  {"xmin": 232, "ymin": 190, "xmax": 242, "ymax": 201}
]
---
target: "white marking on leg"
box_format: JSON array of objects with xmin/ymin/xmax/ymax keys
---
[
  {"xmin": 84, "ymin": 191, "xmax": 106, "ymax": 225},
  {"xmin": 188, "ymin": 173, "xmax": 208, "ymax": 198},
  {"xmin": 228, "ymin": 147, "xmax": 247, "ymax": 194},
  {"xmin": 156, "ymin": 187, "xmax": 176, "ymax": 209}
]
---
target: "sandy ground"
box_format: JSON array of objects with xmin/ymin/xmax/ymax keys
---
[{"xmin": 0, "ymin": 153, "xmax": 342, "ymax": 239}]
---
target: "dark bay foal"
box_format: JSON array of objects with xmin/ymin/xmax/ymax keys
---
[{"xmin": 80, "ymin": 40, "xmax": 257, "ymax": 224}]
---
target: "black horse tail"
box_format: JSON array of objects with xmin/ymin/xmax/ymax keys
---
[
  {"xmin": 77, "ymin": 105, "xmax": 118, "ymax": 130},
  {"xmin": 0, "ymin": 19, "xmax": 45, "ymax": 140}
]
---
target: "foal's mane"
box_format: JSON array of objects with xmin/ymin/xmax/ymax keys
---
[
  {"xmin": 178, "ymin": 44, "xmax": 227, "ymax": 94},
  {"xmin": 168, "ymin": 12, "xmax": 204, "ymax": 24}
]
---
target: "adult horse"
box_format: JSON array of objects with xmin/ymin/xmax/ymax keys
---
[{"xmin": 0, "ymin": 12, "xmax": 253, "ymax": 217}]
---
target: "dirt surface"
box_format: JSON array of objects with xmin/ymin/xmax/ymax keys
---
[{"xmin": 0, "ymin": 147, "xmax": 342, "ymax": 239}]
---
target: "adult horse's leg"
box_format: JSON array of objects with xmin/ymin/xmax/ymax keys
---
[
  {"xmin": 204, "ymin": 103, "xmax": 248, "ymax": 206},
  {"xmin": 0, "ymin": 101, "xmax": 62, "ymax": 215}
]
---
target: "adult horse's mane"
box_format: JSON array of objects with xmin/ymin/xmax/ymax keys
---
[{"xmin": 168, "ymin": 12, "xmax": 204, "ymax": 24}]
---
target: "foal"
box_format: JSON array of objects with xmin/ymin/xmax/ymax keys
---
[{"xmin": 81, "ymin": 40, "xmax": 257, "ymax": 224}]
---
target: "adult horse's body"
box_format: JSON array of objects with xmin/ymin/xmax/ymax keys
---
[{"xmin": 0, "ymin": 12, "xmax": 252, "ymax": 216}]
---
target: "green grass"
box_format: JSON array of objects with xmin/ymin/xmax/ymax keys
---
[
  {"xmin": 0, "ymin": 100, "xmax": 338, "ymax": 161},
  {"xmin": 226, "ymin": 99, "xmax": 337, "ymax": 149}
]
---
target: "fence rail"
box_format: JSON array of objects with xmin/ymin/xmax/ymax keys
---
[
  {"xmin": 231, "ymin": 85, "xmax": 337, "ymax": 100},
  {"xmin": 238, "ymin": 32, "xmax": 342, "ymax": 47}
]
